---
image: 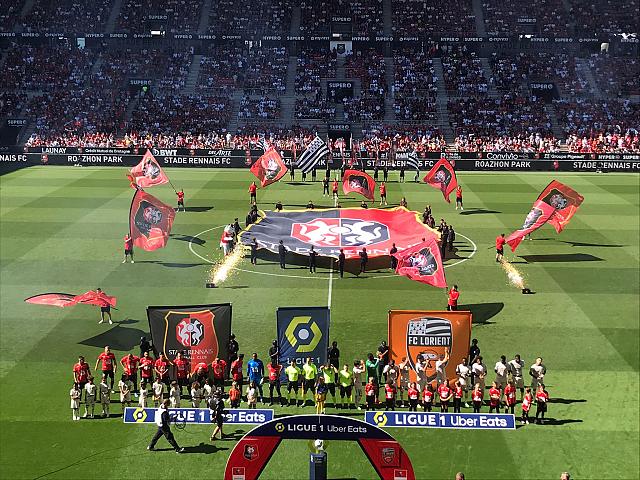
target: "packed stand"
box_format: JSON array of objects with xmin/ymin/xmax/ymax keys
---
[
  {"xmin": 526, "ymin": 53, "xmax": 591, "ymax": 97},
  {"xmin": 0, "ymin": 44, "xmax": 94, "ymax": 91},
  {"xmin": 299, "ymin": 0, "xmax": 331, "ymax": 35},
  {"xmin": 361, "ymin": 125, "xmax": 446, "ymax": 152},
  {"xmin": 344, "ymin": 95, "xmax": 385, "ymax": 122},
  {"xmin": 441, "ymin": 46, "xmax": 488, "ymax": 95},
  {"xmin": 295, "ymin": 50, "xmax": 337, "ymax": 95},
  {"xmin": 243, "ymin": 47, "xmax": 288, "ymax": 94},
  {"xmin": 209, "ymin": 0, "xmax": 292, "ymax": 38},
  {"xmin": 294, "ymin": 96, "xmax": 336, "ymax": 120},
  {"xmin": 127, "ymin": 93, "xmax": 231, "ymax": 136},
  {"xmin": 394, "ymin": 97, "xmax": 437, "ymax": 122},
  {"xmin": 482, "ymin": 0, "xmax": 570, "ymax": 36},
  {"xmin": 0, "ymin": 0, "xmax": 25, "ymax": 30},
  {"xmin": 0, "ymin": 92, "xmax": 27, "ymax": 118},
  {"xmin": 21, "ymin": 0, "xmax": 113, "ymax": 34},
  {"xmin": 555, "ymin": 98, "xmax": 640, "ymax": 152},
  {"xmin": 489, "ymin": 53, "xmax": 530, "ymax": 92},
  {"xmin": 588, "ymin": 55, "xmax": 640, "ymax": 97},
  {"xmin": 197, "ymin": 46, "xmax": 244, "ymax": 95},
  {"xmin": 238, "ymin": 96, "xmax": 281, "ymax": 120},
  {"xmin": 569, "ymin": 0, "xmax": 640, "ymax": 36},
  {"xmin": 350, "ymin": 0, "xmax": 384, "ymax": 37},
  {"xmin": 392, "ymin": 0, "xmax": 476, "ymax": 37},
  {"xmin": 393, "ymin": 51, "xmax": 438, "ymax": 97},
  {"xmin": 117, "ymin": 0, "xmax": 203, "ymax": 33}
]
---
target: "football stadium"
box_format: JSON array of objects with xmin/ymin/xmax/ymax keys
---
[{"xmin": 0, "ymin": 2, "xmax": 638, "ymax": 480}]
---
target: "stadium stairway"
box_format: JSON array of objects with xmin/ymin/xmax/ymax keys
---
[
  {"xmin": 383, "ymin": 57, "xmax": 395, "ymax": 123},
  {"xmin": 290, "ymin": 6, "xmax": 302, "ymax": 35},
  {"xmin": 18, "ymin": 0, "xmax": 35, "ymax": 23},
  {"xmin": 286, "ymin": 56, "xmax": 297, "ymax": 95},
  {"xmin": 182, "ymin": 54, "xmax": 202, "ymax": 95},
  {"xmin": 480, "ymin": 58, "xmax": 499, "ymax": 97},
  {"xmin": 472, "ymin": 0, "xmax": 487, "ymax": 36},
  {"xmin": 198, "ymin": 0, "xmax": 212, "ymax": 33},
  {"xmin": 227, "ymin": 93, "xmax": 242, "ymax": 133},
  {"xmin": 105, "ymin": 0, "xmax": 123, "ymax": 34},
  {"xmin": 382, "ymin": 0, "xmax": 393, "ymax": 36},
  {"xmin": 433, "ymin": 59, "xmax": 455, "ymax": 143},
  {"xmin": 576, "ymin": 58, "xmax": 603, "ymax": 100},
  {"xmin": 545, "ymin": 104, "xmax": 566, "ymax": 143},
  {"xmin": 280, "ymin": 97, "xmax": 295, "ymax": 127}
]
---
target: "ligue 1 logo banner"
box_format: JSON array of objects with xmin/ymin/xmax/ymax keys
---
[
  {"xmin": 388, "ymin": 310, "xmax": 471, "ymax": 384},
  {"xmin": 147, "ymin": 303, "xmax": 232, "ymax": 372},
  {"xmin": 277, "ymin": 307, "xmax": 330, "ymax": 380}
]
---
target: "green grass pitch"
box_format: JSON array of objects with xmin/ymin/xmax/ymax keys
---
[{"xmin": 0, "ymin": 166, "xmax": 638, "ymax": 479}]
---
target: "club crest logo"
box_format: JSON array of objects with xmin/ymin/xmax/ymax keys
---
[
  {"xmin": 433, "ymin": 165, "xmax": 451, "ymax": 186},
  {"xmin": 348, "ymin": 175, "xmax": 370, "ymax": 193},
  {"xmin": 243, "ymin": 444, "xmax": 259, "ymax": 461},
  {"xmin": 542, "ymin": 188, "xmax": 569, "ymax": 209},
  {"xmin": 522, "ymin": 206, "xmax": 543, "ymax": 229},
  {"xmin": 381, "ymin": 447, "xmax": 398, "ymax": 466},
  {"xmin": 142, "ymin": 160, "xmax": 161, "ymax": 179},
  {"xmin": 176, "ymin": 318, "xmax": 205, "ymax": 347},
  {"xmin": 135, "ymin": 200, "xmax": 163, "ymax": 236},
  {"xmin": 291, "ymin": 218, "xmax": 389, "ymax": 247},
  {"xmin": 407, "ymin": 317, "xmax": 452, "ymax": 381},
  {"xmin": 263, "ymin": 156, "xmax": 282, "ymax": 180},
  {"xmin": 407, "ymin": 248, "xmax": 437, "ymax": 276}
]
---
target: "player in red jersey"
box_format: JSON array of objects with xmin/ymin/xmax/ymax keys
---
[
  {"xmin": 95, "ymin": 346, "xmax": 117, "ymax": 392},
  {"xmin": 139, "ymin": 351, "xmax": 155, "ymax": 390},
  {"xmin": 496, "ymin": 233, "xmax": 506, "ymax": 262},
  {"xmin": 332, "ymin": 179, "xmax": 339, "ymax": 207},
  {"xmin": 535, "ymin": 384, "xmax": 549, "ymax": 424},
  {"xmin": 471, "ymin": 383, "xmax": 483, "ymax": 412},
  {"xmin": 73, "ymin": 355, "xmax": 91, "ymax": 392},
  {"xmin": 248, "ymin": 182, "xmax": 257, "ymax": 203},
  {"xmin": 154, "ymin": 353, "xmax": 170, "ymax": 385},
  {"xmin": 95, "ymin": 288, "xmax": 113, "ymax": 325},
  {"xmin": 384, "ymin": 380, "xmax": 397, "ymax": 411},
  {"xmin": 123, "ymin": 234, "xmax": 134, "ymax": 264},
  {"xmin": 488, "ymin": 381, "xmax": 501, "ymax": 413},
  {"xmin": 120, "ymin": 353, "xmax": 140, "ymax": 395},
  {"xmin": 193, "ymin": 362, "xmax": 209, "ymax": 385},
  {"xmin": 407, "ymin": 382, "xmax": 419, "ymax": 412},
  {"xmin": 379, "ymin": 182, "xmax": 387, "ymax": 206},
  {"xmin": 176, "ymin": 189, "xmax": 185, "ymax": 212},
  {"xmin": 422, "ymin": 383, "xmax": 434, "ymax": 412},
  {"xmin": 211, "ymin": 357, "xmax": 227, "ymax": 389},
  {"xmin": 447, "ymin": 285, "xmax": 460, "ymax": 311},
  {"xmin": 230, "ymin": 354, "xmax": 245, "ymax": 393},
  {"xmin": 364, "ymin": 377, "xmax": 377, "ymax": 411},
  {"xmin": 438, "ymin": 381, "xmax": 451, "ymax": 413},
  {"xmin": 521, "ymin": 387, "xmax": 533, "ymax": 424},
  {"xmin": 172, "ymin": 351, "xmax": 190, "ymax": 395},
  {"xmin": 504, "ymin": 380, "xmax": 517, "ymax": 414},
  {"xmin": 267, "ymin": 361, "xmax": 283, "ymax": 406},
  {"xmin": 453, "ymin": 380, "xmax": 464, "ymax": 413},
  {"xmin": 455, "ymin": 185, "xmax": 464, "ymax": 210}
]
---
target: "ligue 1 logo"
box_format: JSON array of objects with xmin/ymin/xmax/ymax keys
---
[
  {"xmin": 291, "ymin": 218, "xmax": 389, "ymax": 247},
  {"xmin": 176, "ymin": 318, "xmax": 205, "ymax": 347},
  {"xmin": 406, "ymin": 317, "xmax": 452, "ymax": 379}
]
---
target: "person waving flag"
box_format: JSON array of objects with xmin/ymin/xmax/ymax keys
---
[{"xmin": 423, "ymin": 157, "xmax": 458, "ymax": 203}]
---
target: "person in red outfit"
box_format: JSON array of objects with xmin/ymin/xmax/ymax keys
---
[
  {"xmin": 438, "ymin": 380, "xmax": 451, "ymax": 413},
  {"xmin": 193, "ymin": 362, "xmax": 209, "ymax": 385},
  {"xmin": 521, "ymin": 387, "xmax": 533, "ymax": 424},
  {"xmin": 139, "ymin": 351, "xmax": 155, "ymax": 390},
  {"xmin": 496, "ymin": 233, "xmax": 506, "ymax": 262},
  {"xmin": 267, "ymin": 361, "xmax": 283, "ymax": 406},
  {"xmin": 384, "ymin": 380, "xmax": 397, "ymax": 411},
  {"xmin": 120, "ymin": 353, "xmax": 140, "ymax": 394},
  {"xmin": 535, "ymin": 384, "xmax": 549, "ymax": 424},
  {"xmin": 176, "ymin": 189, "xmax": 185, "ymax": 212},
  {"xmin": 155, "ymin": 353, "xmax": 170, "ymax": 385},
  {"xmin": 230, "ymin": 354, "xmax": 245, "ymax": 393},
  {"xmin": 95, "ymin": 346, "xmax": 117, "ymax": 392},
  {"xmin": 332, "ymin": 179, "xmax": 339, "ymax": 207},
  {"xmin": 364, "ymin": 377, "xmax": 377, "ymax": 411},
  {"xmin": 379, "ymin": 182, "xmax": 387, "ymax": 206},
  {"xmin": 455, "ymin": 186, "xmax": 464, "ymax": 210},
  {"xmin": 504, "ymin": 380, "xmax": 517, "ymax": 414},
  {"xmin": 211, "ymin": 357, "xmax": 227, "ymax": 389},
  {"xmin": 447, "ymin": 285, "xmax": 460, "ymax": 311},
  {"xmin": 123, "ymin": 234, "xmax": 134, "ymax": 263},
  {"xmin": 453, "ymin": 380, "xmax": 464, "ymax": 413},
  {"xmin": 407, "ymin": 382, "xmax": 419, "ymax": 412},
  {"xmin": 73, "ymin": 355, "xmax": 91, "ymax": 391},
  {"xmin": 172, "ymin": 351, "xmax": 190, "ymax": 395},
  {"xmin": 248, "ymin": 182, "xmax": 257, "ymax": 203},
  {"xmin": 488, "ymin": 381, "xmax": 501, "ymax": 413},
  {"xmin": 422, "ymin": 383, "xmax": 434, "ymax": 412},
  {"xmin": 471, "ymin": 383, "xmax": 483, "ymax": 413}
]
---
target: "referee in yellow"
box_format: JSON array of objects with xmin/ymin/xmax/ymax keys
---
[
  {"xmin": 284, "ymin": 360, "xmax": 301, "ymax": 406},
  {"xmin": 302, "ymin": 358, "xmax": 318, "ymax": 407}
]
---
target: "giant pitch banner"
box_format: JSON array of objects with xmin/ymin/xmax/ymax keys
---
[
  {"xmin": 124, "ymin": 407, "xmax": 273, "ymax": 424},
  {"xmin": 147, "ymin": 303, "xmax": 232, "ymax": 372},
  {"xmin": 365, "ymin": 411, "xmax": 516, "ymax": 430},
  {"xmin": 388, "ymin": 310, "xmax": 472, "ymax": 384},
  {"xmin": 277, "ymin": 307, "xmax": 330, "ymax": 379}
]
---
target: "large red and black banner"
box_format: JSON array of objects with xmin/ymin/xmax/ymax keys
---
[
  {"xmin": 239, "ymin": 207, "xmax": 437, "ymax": 259},
  {"xmin": 147, "ymin": 303, "xmax": 232, "ymax": 372},
  {"xmin": 250, "ymin": 148, "xmax": 288, "ymax": 187},
  {"xmin": 537, "ymin": 180, "xmax": 584, "ymax": 233},
  {"xmin": 129, "ymin": 150, "xmax": 169, "ymax": 188},
  {"xmin": 393, "ymin": 237, "xmax": 447, "ymax": 288},
  {"xmin": 423, "ymin": 158, "xmax": 458, "ymax": 202},
  {"xmin": 129, "ymin": 189, "xmax": 176, "ymax": 251},
  {"xmin": 506, "ymin": 200, "xmax": 556, "ymax": 252},
  {"xmin": 25, "ymin": 290, "xmax": 117, "ymax": 308},
  {"xmin": 342, "ymin": 169, "xmax": 376, "ymax": 200}
]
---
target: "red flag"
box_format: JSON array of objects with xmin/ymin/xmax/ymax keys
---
[
  {"xmin": 537, "ymin": 180, "xmax": 584, "ymax": 233},
  {"xmin": 25, "ymin": 291, "xmax": 117, "ymax": 308},
  {"xmin": 423, "ymin": 158, "xmax": 458, "ymax": 203},
  {"xmin": 393, "ymin": 237, "xmax": 447, "ymax": 288},
  {"xmin": 250, "ymin": 148, "xmax": 288, "ymax": 187},
  {"xmin": 71, "ymin": 290, "xmax": 117, "ymax": 308},
  {"xmin": 129, "ymin": 189, "xmax": 176, "ymax": 251},
  {"xmin": 129, "ymin": 150, "xmax": 169, "ymax": 188},
  {"xmin": 506, "ymin": 200, "xmax": 556, "ymax": 252},
  {"xmin": 342, "ymin": 169, "xmax": 376, "ymax": 201}
]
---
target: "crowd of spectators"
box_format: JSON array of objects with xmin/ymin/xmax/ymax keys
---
[
  {"xmin": 394, "ymin": 97, "xmax": 437, "ymax": 122},
  {"xmin": 392, "ymin": 0, "xmax": 476, "ymax": 37},
  {"xmin": 344, "ymin": 95, "xmax": 385, "ymax": 122},
  {"xmin": 489, "ymin": 54, "xmax": 529, "ymax": 92},
  {"xmin": 393, "ymin": 51, "xmax": 438, "ymax": 97},
  {"xmin": 0, "ymin": 0, "xmax": 24, "ymax": 30},
  {"xmin": 345, "ymin": 49, "xmax": 386, "ymax": 96},
  {"xmin": 589, "ymin": 55, "xmax": 640, "ymax": 97},
  {"xmin": 454, "ymin": 135, "xmax": 561, "ymax": 152},
  {"xmin": 209, "ymin": 0, "xmax": 292, "ymax": 38},
  {"xmin": 198, "ymin": 46, "xmax": 244, "ymax": 95},
  {"xmin": 295, "ymin": 50, "xmax": 337, "ymax": 95},
  {"xmin": 526, "ymin": 53, "xmax": 590, "ymax": 97},
  {"xmin": 21, "ymin": 0, "xmax": 113, "ymax": 34},
  {"xmin": 0, "ymin": 92, "xmax": 27, "ymax": 118},
  {"xmin": 349, "ymin": 0, "xmax": 384, "ymax": 37},
  {"xmin": 361, "ymin": 124, "xmax": 446, "ymax": 152},
  {"xmin": 569, "ymin": 0, "xmax": 640, "ymax": 36},
  {"xmin": 483, "ymin": 0, "xmax": 569, "ymax": 37},
  {"xmin": 295, "ymin": 96, "xmax": 336, "ymax": 120},
  {"xmin": 117, "ymin": 0, "xmax": 203, "ymax": 33},
  {"xmin": 238, "ymin": 96, "xmax": 281, "ymax": 120},
  {"xmin": 243, "ymin": 47, "xmax": 288, "ymax": 94},
  {"xmin": 441, "ymin": 46, "xmax": 488, "ymax": 95}
]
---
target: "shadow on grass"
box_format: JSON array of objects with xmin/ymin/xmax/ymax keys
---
[
  {"xmin": 560, "ymin": 240, "xmax": 626, "ymax": 248},
  {"xmin": 170, "ymin": 234, "xmax": 206, "ymax": 246},
  {"xmin": 182, "ymin": 442, "xmax": 229, "ymax": 454},
  {"xmin": 459, "ymin": 208, "xmax": 502, "ymax": 216},
  {"xmin": 182, "ymin": 206, "xmax": 214, "ymax": 213},
  {"xmin": 458, "ymin": 302, "xmax": 504, "ymax": 325},
  {"xmin": 519, "ymin": 253, "xmax": 604, "ymax": 263},
  {"xmin": 549, "ymin": 398, "xmax": 587, "ymax": 405},
  {"xmin": 538, "ymin": 418, "xmax": 583, "ymax": 426},
  {"xmin": 79, "ymin": 325, "xmax": 148, "ymax": 350}
]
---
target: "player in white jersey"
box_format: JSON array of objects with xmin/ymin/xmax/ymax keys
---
[
  {"xmin": 119, "ymin": 374, "xmax": 133, "ymax": 413},
  {"xmin": 169, "ymin": 381, "xmax": 181, "ymax": 408},
  {"xmin": 191, "ymin": 381, "xmax": 203, "ymax": 408},
  {"xmin": 99, "ymin": 374, "xmax": 111, "ymax": 417},
  {"xmin": 152, "ymin": 377, "xmax": 164, "ymax": 407},
  {"xmin": 471, "ymin": 356, "xmax": 487, "ymax": 390},
  {"xmin": 415, "ymin": 356, "xmax": 429, "ymax": 392},
  {"xmin": 352, "ymin": 360, "xmax": 365, "ymax": 410},
  {"xmin": 529, "ymin": 357, "xmax": 546, "ymax": 391},
  {"xmin": 455, "ymin": 357, "xmax": 471, "ymax": 407},
  {"xmin": 397, "ymin": 358, "xmax": 411, "ymax": 407},
  {"xmin": 435, "ymin": 348, "xmax": 450, "ymax": 386},
  {"xmin": 508, "ymin": 354, "xmax": 525, "ymax": 400},
  {"xmin": 70, "ymin": 383, "xmax": 81, "ymax": 421},
  {"xmin": 138, "ymin": 385, "xmax": 148, "ymax": 407},
  {"xmin": 203, "ymin": 379, "xmax": 213, "ymax": 404},
  {"xmin": 83, "ymin": 377, "xmax": 97, "ymax": 418}
]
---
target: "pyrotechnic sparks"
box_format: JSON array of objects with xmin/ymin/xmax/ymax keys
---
[
  {"xmin": 501, "ymin": 259, "xmax": 525, "ymax": 289},
  {"xmin": 207, "ymin": 245, "xmax": 245, "ymax": 286}
]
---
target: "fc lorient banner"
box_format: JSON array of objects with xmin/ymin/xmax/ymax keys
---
[
  {"xmin": 277, "ymin": 307, "xmax": 330, "ymax": 380},
  {"xmin": 388, "ymin": 310, "xmax": 472, "ymax": 384},
  {"xmin": 147, "ymin": 304, "xmax": 232, "ymax": 371},
  {"xmin": 365, "ymin": 411, "xmax": 516, "ymax": 430},
  {"xmin": 239, "ymin": 207, "xmax": 438, "ymax": 260}
]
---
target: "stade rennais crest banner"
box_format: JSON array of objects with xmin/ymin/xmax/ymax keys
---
[
  {"xmin": 240, "ymin": 207, "xmax": 438, "ymax": 260},
  {"xmin": 342, "ymin": 169, "xmax": 376, "ymax": 200},
  {"xmin": 250, "ymin": 147, "xmax": 288, "ymax": 187},
  {"xmin": 423, "ymin": 158, "xmax": 458, "ymax": 203},
  {"xmin": 129, "ymin": 189, "xmax": 176, "ymax": 251},
  {"xmin": 393, "ymin": 237, "xmax": 447, "ymax": 288},
  {"xmin": 277, "ymin": 307, "xmax": 330, "ymax": 381},
  {"xmin": 388, "ymin": 310, "xmax": 471, "ymax": 384},
  {"xmin": 147, "ymin": 304, "xmax": 232, "ymax": 372},
  {"xmin": 128, "ymin": 150, "xmax": 169, "ymax": 188}
]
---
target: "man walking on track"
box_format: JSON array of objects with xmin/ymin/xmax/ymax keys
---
[
  {"xmin": 123, "ymin": 234, "xmax": 134, "ymax": 263},
  {"xmin": 147, "ymin": 400, "xmax": 184, "ymax": 453},
  {"xmin": 447, "ymin": 285, "xmax": 460, "ymax": 311}
]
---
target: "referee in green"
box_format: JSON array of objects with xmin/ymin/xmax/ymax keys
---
[{"xmin": 284, "ymin": 360, "xmax": 301, "ymax": 406}]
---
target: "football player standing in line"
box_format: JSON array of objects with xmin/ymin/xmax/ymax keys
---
[
  {"xmin": 352, "ymin": 360, "xmax": 366, "ymax": 410},
  {"xmin": 455, "ymin": 357, "xmax": 471, "ymax": 407},
  {"xmin": 70, "ymin": 383, "xmax": 82, "ymax": 421},
  {"xmin": 508, "ymin": 354, "xmax": 525, "ymax": 400}
]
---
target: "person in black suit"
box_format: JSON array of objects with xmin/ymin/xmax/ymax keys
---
[
  {"xmin": 148, "ymin": 400, "xmax": 184, "ymax": 453},
  {"xmin": 309, "ymin": 246, "xmax": 317, "ymax": 273},
  {"xmin": 338, "ymin": 249, "xmax": 345, "ymax": 278},
  {"xmin": 390, "ymin": 243, "xmax": 398, "ymax": 270},
  {"xmin": 359, "ymin": 248, "xmax": 368, "ymax": 274},
  {"xmin": 278, "ymin": 240, "xmax": 287, "ymax": 269},
  {"xmin": 250, "ymin": 238, "xmax": 258, "ymax": 265}
]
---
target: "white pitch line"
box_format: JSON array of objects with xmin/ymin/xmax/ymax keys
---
[
  {"xmin": 188, "ymin": 227, "xmax": 478, "ymax": 281},
  {"xmin": 327, "ymin": 259, "xmax": 334, "ymax": 308}
]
